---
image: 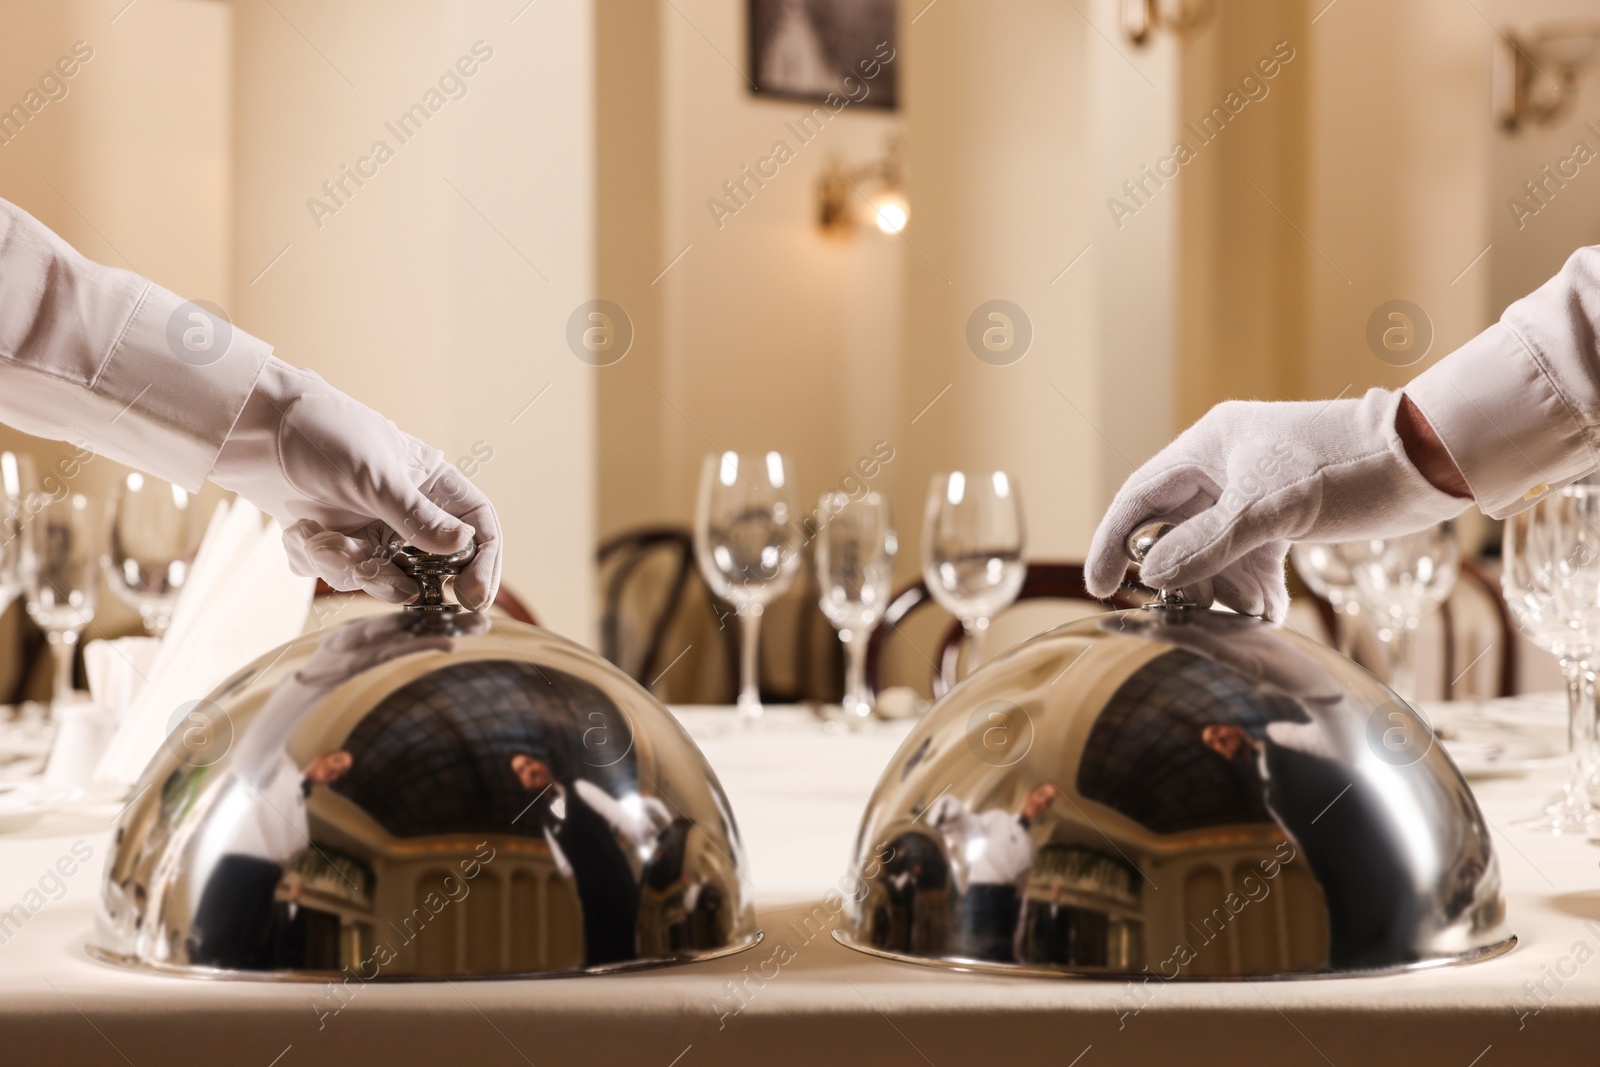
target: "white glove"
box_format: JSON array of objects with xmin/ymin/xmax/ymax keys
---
[
  {"xmin": 1085, "ymin": 388, "xmax": 1467, "ymax": 620},
  {"xmin": 209, "ymin": 357, "xmax": 502, "ymax": 610}
]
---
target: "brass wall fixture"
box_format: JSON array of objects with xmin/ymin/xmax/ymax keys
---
[
  {"xmin": 818, "ymin": 136, "xmax": 909, "ymax": 237},
  {"xmin": 1495, "ymin": 22, "xmax": 1600, "ymax": 132},
  {"xmin": 1121, "ymin": 0, "xmax": 1216, "ymax": 46}
]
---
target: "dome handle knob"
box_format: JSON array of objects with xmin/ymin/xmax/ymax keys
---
[
  {"xmin": 392, "ymin": 544, "xmax": 475, "ymax": 610},
  {"xmin": 1124, "ymin": 521, "xmax": 1188, "ymax": 607}
]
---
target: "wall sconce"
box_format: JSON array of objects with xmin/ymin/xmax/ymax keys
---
[
  {"xmin": 1122, "ymin": 0, "xmax": 1215, "ymax": 45},
  {"xmin": 1494, "ymin": 22, "xmax": 1600, "ymax": 132},
  {"xmin": 818, "ymin": 137, "xmax": 909, "ymax": 237}
]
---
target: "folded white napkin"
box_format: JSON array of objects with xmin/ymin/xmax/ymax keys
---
[
  {"xmin": 83, "ymin": 636, "xmax": 160, "ymax": 721},
  {"xmin": 95, "ymin": 498, "xmax": 315, "ymax": 788}
]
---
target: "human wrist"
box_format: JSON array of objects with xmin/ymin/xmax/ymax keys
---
[{"xmin": 1396, "ymin": 392, "xmax": 1470, "ymax": 500}]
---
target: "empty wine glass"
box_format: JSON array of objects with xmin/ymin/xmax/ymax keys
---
[
  {"xmin": 1502, "ymin": 483, "xmax": 1600, "ymax": 834},
  {"xmin": 22, "ymin": 493, "xmax": 99, "ymax": 711},
  {"xmin": 1289, "ymin": 541, "xmax": 1365, "ymax": 657},
  {"xmin": 922, "ymin": 471, "xmax": 1026, "ymax": 673},
  {"xmin": 694, "ymin": 452, "xmax": 803, "ymax": 722},
  {"xmin": 1343, "ymin": 524, "xmax": 1459, "ymax": 704},
  {"xmin": 815, "ymin": 491, "xmax": 896, "ymax": 725},
  {"xmin": 104, "ymin": 471, "xmax": 205, "ymax": 634},
  {"xmin": 0, "ymin": 452, "xmax": 34, "ymax": 619}
]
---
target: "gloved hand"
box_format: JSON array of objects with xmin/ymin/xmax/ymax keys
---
[
  {"xmin": 209, "ymin": 357, "xmax": 502, "ymax": 610},
  {"xmin": 1085, "ymin": 388, "xmax": 1467, "ymax": 620}
]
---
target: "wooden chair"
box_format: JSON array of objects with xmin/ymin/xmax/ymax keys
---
[
  {"xmin": 865, "ymin": 561, "xmax": 1145, "ymax": 700},
  {"xmin": 597, "ymin": 525, "xmax": 841, "ymax": 704},
  {"xmin": 597, "ymin": 526, "xmax": 733, "ymax": 691}
]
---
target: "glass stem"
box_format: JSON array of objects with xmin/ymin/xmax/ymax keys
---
[
  {"xmin": 48, "ymin": 629, "xmax": 78, "ymax": 706},
  {"xmin": 963, "ymin": 618, "xmax": 988, "ymax": 676},
  {"xmin": 737, "ymin": 610, "xmax": 763, "ymax": 722},
  {"xmin": 1559, "ymin": 657, "xmax": 1597, "ymax": 814},
  {"xmin": 1333, "ymin": 602, "xmax": 1360, "ymax": 659},
  {"xmin": 1382, "ymin": 621, "xmax": 1417, "ymax": 705},
  {"xmin": 842, "ymin": 630, "xmax": 870, "ymax": 722}
]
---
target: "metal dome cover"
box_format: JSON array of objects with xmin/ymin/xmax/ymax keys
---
[
  {"xmin": 837, "ymin": 595, "xmax": 1514, "ymax": 979},
  {"xmin": 90, "ymin": 551, "xmax": 760, "ymax": 980}
]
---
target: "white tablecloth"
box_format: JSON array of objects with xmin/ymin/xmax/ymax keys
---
[{"xmin": 2, "ymin": 704, "xmax": 1599, "ymax": 1066}]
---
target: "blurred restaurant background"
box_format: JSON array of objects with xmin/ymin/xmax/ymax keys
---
[{"xmin": 0, "ymin": 0, "xmax": 1597, "ymax": 708}]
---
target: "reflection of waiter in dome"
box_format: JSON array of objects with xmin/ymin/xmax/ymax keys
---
[
  {"xmin": 1187, "ymin": 622, "xmax": 1423, "ymax": 969},
  {"xmin": 510, "ymin": 751, "xmax": 670, "ymax": 967},
  {"xmin": 188, "ymin": 613, "xmax": 458, "ymax": 969},
  {"xmin": 928, "ymin": 784, "xmax": 1057, "ymax": 963}
]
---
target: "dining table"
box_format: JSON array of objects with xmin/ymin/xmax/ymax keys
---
[{"xmin": 1, "ymin": 698, "xmax": 1597, "ymax": 1067}]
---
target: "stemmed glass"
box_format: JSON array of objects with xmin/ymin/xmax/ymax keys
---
[
  {"xmin": 922, "ymin": 471, "xmax": 1026, "ymax": 674},
  {"xmin": 1289, "ymin": 542, "xmax": 1365, "ymax": 657},
  {"xmin": 0, "ymin": 452, "xmax": 34, "ymax": 620},
  {"xmin": 694, "ymin": 452, "xmax": 803, "ymax": 722},
  {"xmin": 22, "ymin": 493, "xmax": 100, "ymax": 711},
  {"xmin": 1502, "ymin": 483, "xmax": 1600, "ymax": 834},
  {"xmin": 1342, "ymin": 525, "xmax": 1459, "ymax": 704},
  {"xmin": 103, "ymin": 472, "xmax": 205, "ymax": 634},
  {"xmin": 815, "ymin": 491, "xmax": 896, "ymax": 725}
]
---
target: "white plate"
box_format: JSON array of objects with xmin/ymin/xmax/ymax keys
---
[
  {"xmin": 0, "ymin": 780, "xmax": 83, "ymax": 833},
  {"xmin": 1477, "ymin": 692, "xmax": 1568, "ymax": 730},
  {"xmin": 1438, "ymin": 728, "xmax": 1562, "ymax": 779}
]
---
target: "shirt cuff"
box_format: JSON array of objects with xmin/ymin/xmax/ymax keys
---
[
  {"xmin": 88, "ymin": 279, "xmax": 271, "ymax": 492},
  {"xmin": 1404, "ymin": 322, "xmax": 1593, "ymax": 519}
]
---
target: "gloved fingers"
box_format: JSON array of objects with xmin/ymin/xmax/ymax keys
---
[
  {"xmin": 1137, "ymin": 492, "xmax": 1287, "ymax": 594},
  {"xmin": 420, "ymin": 463, "xmax": 502, "ymax": 612},
  {"xmin": 369, "ymin": 476, "xmax": 475, "ymax": 558},
  {"xmin": 1175, "ymin": 576, "xmax": 1215, "ymax": 610},
  {"xmin": 1238, "ymin": 540, "xmax": 1292, "ymax": 623},
  {"xmin": 282, "ymin": 520, "xmax": 415, "ymax": 603},
  {"xmin": 1085, "ymin": 464, "xmax": 1219, "ymax": 599},
  {"xmin": 1211, "ymin": 567, "xmax": 1267, "ymax": 618}
]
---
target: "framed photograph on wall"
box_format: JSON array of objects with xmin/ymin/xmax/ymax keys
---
[{"xmin": 748, "ymin": 0, "xmax": 898, "ymax": 110}]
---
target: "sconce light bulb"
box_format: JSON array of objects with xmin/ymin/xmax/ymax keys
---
[{"xmin": 872, "ymin": 190, "xmax": 909, "ymax": 235}]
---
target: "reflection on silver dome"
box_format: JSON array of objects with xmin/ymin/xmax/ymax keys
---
[
  {"xmin": 838, "ymin": 602, "xmax": 1514, "ymax": 979},
  {"xmin": 90, "ymin": 596, "xmax": 760, "ymax": 980}
]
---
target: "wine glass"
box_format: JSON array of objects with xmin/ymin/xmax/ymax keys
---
[
  {"xmin": 1502, "ymin": 483, "xmax": 1600, "ymax": 834},
  {"xmin": 0, "ymin": 452, "xmax": 35, "ymax": 619},
  {"xmin": 22, "ymin": 493, "xmax": 100, "ymax": 711},
  {"xmin": 104, "ymin": 471, "xmax": 205, "ymax": 634},
  {"xmin": 1289, "ymin": 541, "xmax": 1365, "ymax": 657},
  {"xmin": 694, "ymin": 452, "xmax": 803, "ymax": 722},
  {"xmin": 1343, "ymin": 524, "xmax": 1459, "ymax": 704},
  {"xmin": 814, "ymin": 491, "xmax": 896, "ymax": 725},
  {"xmin": 922, "ymin": 471, "xmax": 1026, "ymax": 673}
]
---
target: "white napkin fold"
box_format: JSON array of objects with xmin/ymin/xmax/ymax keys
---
[{"xmin": 95, "ymin": 498, "xmax": 314, "ymax": 787}]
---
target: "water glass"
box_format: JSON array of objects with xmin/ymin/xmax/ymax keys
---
[
  {"xmin": 0, "ymin": 452, "xmax": 33, "ymax": 619},
  {"xmin": 1289, "ymin": 541, "xmax": 1365, "ymax": 657},
  {"xmin": 104, "ymin": 471, "xmax": 205, "ymax": 634},
  {"xmin": 922, "ymin": 471, "xmax": 1026, "ymax": 672},
  {"xmin": 694, "ymin": 452, "xmax": 803, "ymax": 721},
  {"xmin": 1343, "ymin": 524, "xmax": 1459, "ymax": 703},
  {"xmin": 1502, "ymin": 483, "xmax": 1600, "ymax": 834},
  {"xmin": 23, "ymin": 493, "xmax": 100, "ymax": 710},
  {"xmin": 815, "ymin": 491, "xmax": 896, "ymax": 724}
]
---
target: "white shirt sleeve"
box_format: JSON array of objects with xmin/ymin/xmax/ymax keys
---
[
  {"xmin": 1406, "ymin": 246, "xmax": 1600, "ymax": 518},
  {"xmin": 0, "ymin": 197, "xmax": 269, "ymax": 491}
]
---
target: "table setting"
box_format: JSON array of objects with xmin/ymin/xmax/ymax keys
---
[{"xmin": 2, "ymin": 459, "xmax": 1600, "ymax": 1066}]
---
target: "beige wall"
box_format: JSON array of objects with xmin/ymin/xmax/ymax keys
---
[
  {"xmin": 0, "ymin": 0, "xmax": 234, "ymax": 643},
  {"xmin": 1484, "ymin": 0, "xmax": 1600, "ymax": 313},
  {"xmin": 598, "ymin": 0, "xmax": 904, "ymax": 544},
  {"xmin": 598, "ymin": 0, "xmax": 1188, "ymax": 575},
  {"xmin": 231, "ymin": 0, "xmax": 597, "ymax": 640}
]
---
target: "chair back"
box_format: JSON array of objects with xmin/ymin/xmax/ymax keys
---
[{"xmin": 866, "ymin": 561, "xmax": 1143, "ymax": 700}]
